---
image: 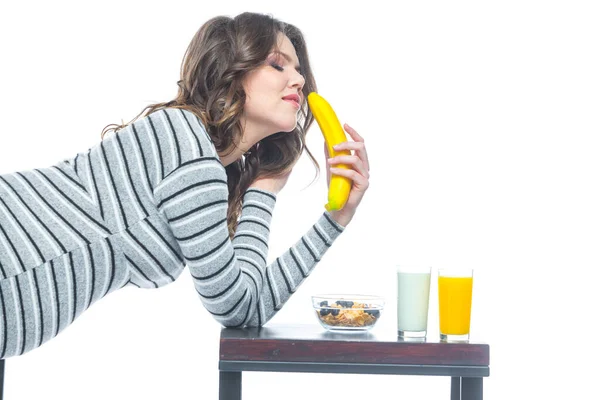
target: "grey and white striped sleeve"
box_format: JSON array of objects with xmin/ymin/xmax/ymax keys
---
[
  {"xmin": 153, "ymin": 155, "xmax": 344, "ymax": 328},
  {"xmin": 243, "ymin": 208, "xmax": 345, "ymax": 327}
]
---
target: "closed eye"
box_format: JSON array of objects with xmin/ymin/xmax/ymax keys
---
[
  {"xmin": 270, "ymin": 62, "xmax": 284, "ymax": 72},
  {"xmin": 270, "ymin": 51, "xmax": 303, "ymax": 75}
]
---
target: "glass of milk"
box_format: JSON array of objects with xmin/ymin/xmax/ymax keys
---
[{"xmin": 396, "ymin": 265, "xmax": 431, "ymax": 339}]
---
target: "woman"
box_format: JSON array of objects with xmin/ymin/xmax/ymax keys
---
[{"xmin": 0, "ymin": 12, "xmax": 369, "ymax": 359}]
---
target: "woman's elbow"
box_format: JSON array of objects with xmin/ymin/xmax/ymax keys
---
[{"xmin": 217, "ymin": 302, "xmax": 260, "ymax": 329}]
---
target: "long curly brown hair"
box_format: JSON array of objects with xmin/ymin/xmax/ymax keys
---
[{"xmin": 100, "ymin": 12, "xmax": 320, "ymax": 238}]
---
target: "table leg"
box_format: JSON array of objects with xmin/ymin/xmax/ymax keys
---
[
  {"xmin": 461, "ymin": 377, "xmax": 483, "ymax": 400},
  {"xmin": 219, "ymin": 371, "xmax": 242, "ymax": 400},
  {"xmin": 0, "ymin": 359, "xmax": 4, "ymax": 400},
  {"xmin": 451, "ymin": 377, "xmax": 460, "ymax": 400}
]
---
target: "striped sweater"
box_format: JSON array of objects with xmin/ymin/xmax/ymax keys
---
[{"xmin": 0, "ymin": 108, "xmax": 344, "ymax": 359}]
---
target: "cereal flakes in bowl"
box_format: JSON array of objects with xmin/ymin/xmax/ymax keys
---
[{"xmin": 312, "ymin": 294, "xmax": 385, "ymax": 332}]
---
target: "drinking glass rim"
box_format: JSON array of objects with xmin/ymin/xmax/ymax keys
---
[
  {"xmin": 395, "ymin": 265, "xmax": 432, "ymax": 273},
  {"xmin": 438, "ymin": 268, "xmax": 473, "ymax": 277}
]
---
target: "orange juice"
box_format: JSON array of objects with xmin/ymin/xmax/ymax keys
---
[{"xmin": 438, "ymin": 276, "xmax": 473, "ymax": 335}]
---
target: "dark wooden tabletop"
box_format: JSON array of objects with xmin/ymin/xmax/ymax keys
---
[{"xmin": 220, "ymin": 324, "xmax": 489, "ymax": 367}]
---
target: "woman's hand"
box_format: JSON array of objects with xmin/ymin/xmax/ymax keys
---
[
  {"xmin": 325, "ymin": 123, "xmax": 370, "ymax": 227},
  {"xmin": 249, "ymin": 168, "xmax": 293, "ymax": 195},
  {"xmin": 250, "ymin": 169, "xmax": 292, "ymax": 194}
]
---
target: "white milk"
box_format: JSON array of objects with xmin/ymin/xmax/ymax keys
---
[{"xmin": 397, "ymin": 270, "xmax": 431, "ymax": 334}]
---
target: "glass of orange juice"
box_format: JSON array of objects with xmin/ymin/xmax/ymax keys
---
[{"xmin": 438, "ymin": 268, "xmax": 473, "ymax": 342}]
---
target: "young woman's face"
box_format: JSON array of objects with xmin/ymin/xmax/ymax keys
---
[{"xmin": 242, "ymin": 32, "xmax": 306, "ymax": 138}]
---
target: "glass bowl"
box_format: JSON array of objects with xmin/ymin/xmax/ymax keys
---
[{"xmin": 312, "ymin": 294, "xmax": 385, "ymax": 332}]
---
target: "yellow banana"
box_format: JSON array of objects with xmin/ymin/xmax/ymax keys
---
[{"xmin": 307, "ymin": 92, "xmax": 352, "ymax": 212}]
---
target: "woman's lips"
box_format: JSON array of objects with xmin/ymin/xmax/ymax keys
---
[{"xmin": 284, "ymin": 99, "xmax": 301, "ymax": 109}]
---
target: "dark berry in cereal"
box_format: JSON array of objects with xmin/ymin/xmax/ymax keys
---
[
  {"xmin": 320, "ymin": 308, "xmax": 330, "ymax": 316},
  {"xmin": 319, "ymin": 300, "xmax": 328, "ymax": 307},
  {"xmin": 330, "ymin": 308, "xmax": 340, "ymax": 316}
]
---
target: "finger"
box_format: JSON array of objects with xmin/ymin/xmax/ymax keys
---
[
  {"xmin": 343, "ymin": 123, "xmax": 364, "ymax": 142},
  {"xmin": 327, "ymin": 155, "xmax": 369, "ymax": 179},
  {"xmin": 330, "ymin": 167, "xmax": 369, "ymax": 190},
  {"xmin": 333, "ymin": 141, "xmax": 364, "ymax": 152},
  {"xmin": 333, "ymin": 141, "xmax": 370, "ymax": 172},
  {"xmin": 341, "ymin": 124, "xmax": 370, "ymax": 171}
]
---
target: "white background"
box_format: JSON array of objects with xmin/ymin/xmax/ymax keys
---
[{"xmin": 1, "ymin": 0, "xmax": 599, "ymax": 399}]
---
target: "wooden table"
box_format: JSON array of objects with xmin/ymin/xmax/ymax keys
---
[{"xmin": 219, "ymin": 324, "xmax": 490, "ymax": 399}]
